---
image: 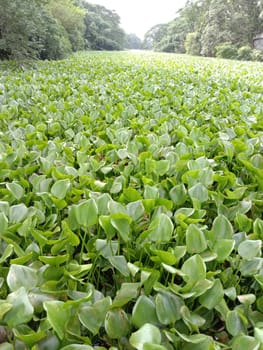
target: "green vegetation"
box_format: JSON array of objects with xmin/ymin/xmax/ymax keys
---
[
  {"xmin": 0, "ymin": 51, "xmax": 263, "ymax": 349},
  {"xmin": 0, "ymin": 0, "xmax": 125, "ymax": 60},
  {"xmin": 143, "ymin": 0, "xmax": 263, "ymax": 61}
]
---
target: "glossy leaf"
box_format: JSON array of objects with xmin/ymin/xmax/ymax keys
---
[
  {"xmin": 75, "ymin": 199, "xmax": 98, "ymax": 227},
  {"xmin": 7, "ymin": 264, "xmax": 38, "ymax": 292},
  {"xmin": 43, "ymin": 301, "xmax": 72, "ymax": 340},
  {"xmin": 4, "ymin": 287, "xmax": 34, "ymax": 327},
  {"xmin": 182, "ymin": 255, "xmax": 206, "ymax": 284},
  {"xmin": 79, "ymin": 297, "xmax": 111, "ymax": 335},
  {"xmin": 105, "ymin": 308, "xmax": 130, "ymax": 339},
  {"xmin": 212, "ymin": 215, "xmax": 233, "ymax": 240},
  {"xmin": 155, "ymin": 291, "xmax": 184, "ymax": 324},
  {"xmin": 51, "ymin": 179, "xmax": 71, "ymax": 199},
  {"xmin": 186, "ymin": 224, "xmax": 207, "ymax": 254},
  {"xmin": 146, "ymin": 213, "xmax": 174, "ymax": 243},
  {"xmin": 129, "ymin": 324, "xmax": 161, "ymax": 350},
  {"xmin": 132, "ymin": 295, "xmax": 158, "ymax": 328}
]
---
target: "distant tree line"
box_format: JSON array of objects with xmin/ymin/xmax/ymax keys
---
[
  {"xmin": 143, "ymin": 0, "xmax": 263, "ymax": 61},
  {"xmin": 0, "ymin": 0, "xmax": 141, "ymax": 60}
]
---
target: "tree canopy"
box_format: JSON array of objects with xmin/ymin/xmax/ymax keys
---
[
  {"xmin": 143, "ymin": 0, "xmax": 263, "ymax": 59},
  {"xmin": 0, "ymin": 0, "xmax": 126, "ymax": 60}
]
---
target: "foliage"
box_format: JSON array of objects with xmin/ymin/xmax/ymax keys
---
[
  {"xmin": 0, "ymin": 0, "xmax": 126, "ymax": 60},
  {"xmin": 144, "ymin": 0, "xmax": 263, "ymax": 60},
  {"xmin": 126, "ymin": 34, "xmax": 142, "ymax": 50},
  {"xmin": 237, "ymin": 46, "xmax": 253, "ymax": 61},
  {"xmin": 216, "ymin": 43, "xmax": 238, "ymax": 59},
  {"xmin": 0, "ymin": 51, "xmax": 263, "ymax": 349},
  {"xmin": 251, "ymin": 49, "xmax": 263, "ymax": 61},
  {"xmin": 47, "ymin": 0, "xmax": 85, "ymax": 52},
  {"xmin": 80, "ymin": 2, "xmax": 125, "ymax": 51},
  {"xmin": 185, "ymin": 32, "xmax": 201, "ymax": 56},
  {"xmin": 143, "ymin": 24, "xmax": 168, "ymax": 50},
  {"xmin": 0, "ymin": 0, "xmax": 84, "ymax": 60},
  {"xmin": 0, "ymin": 0, "xmax": 50, "ymax": 59}
]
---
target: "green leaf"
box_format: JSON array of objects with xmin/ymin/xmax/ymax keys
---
[
  {"xmin": 123, "ymin": 187, "xmax": 142, "ymax": 202},
  {"xmin": 129, "ymin": 324, "xmax": 161, "ymax": 350},
  {"xmin": 51, "ymin": 179, "xmax": 71, "ymax": 199},
  {"xmin": 169, "ymin": 184, "xmax": 187, "ymax": 206},
  {"xmin": 186, "ymin": 224, "xmax": 207, "ymax": 253},
  {"xmin": 7, "ymin": 264, "xmax": 38, "ymax": 292},
  {"xmin": 232, "ymin": 335, "xmax": 260, "ymax": 350},
  {"xmin": 110, "ymin": 213, "xmax": 132, "ymax": 242},
  {"xmin": 39, "ymin": 254, "xmax": 69, "ymax": 265},
  {"xmin": 105, "ymin": 308, "xmax": 130, "ymax": 339},
  {"xmin": 61, "ymin": 220, "xmax": 80, "ymax": 246},
  {"xmin": 213, "ymin": 214, "xmax": 234, "ymax": 240},
  {"xmin": 173, "ymin": 329, "xmax": 211, "ymax": 344},
  {"xmin": 43, "ymin": 301, "xmax": 72, "ymax": 340},
  {"xmin": 13, "ymin": 325, "xmax": 46, "ymax": 346},
  {"xmin": 213, "ymin": 239, "xmax": 235, "ymax": 262},
  {"xmin": 180, "ymin": 305, "xmax": 206, "ymax": 331},
  {"xmin": 0, "ymin": 212, "xmax": 8, "ymax": 234},
  {"xmin": 0, "ymin": 301, "xmax": 12, "ymax": 319},
  {"xmin": 4, "ymin": 287, "xmax": 34, "ymax": 327},
  {"xmin": 155, "ymin": 291, "xmax": 184, "ymax": 324},
  {"xmin": 254, "ymin": 328, "xmax": 263, "ymax": 344},
  {"xmin": 182, "ymin": 255, "xmax": 206, "ymax": 284},
  {"xmin": 199, "ymin": 279, "xmax": 224, "ymax": 309},
  {"xmin": 151, "ymin": 249, "xmax": 177, "ymax": 265},
  {"xmin": 108, "ymin": 256, "xmax": 130, "ymax": 277},
  {"xmin": 127, "ymin": 200, "xmax": 145, "ymax": 222},
  {"xmin": 132, "ymin": 295, "xmax": 158, "ymax": 328},
  {"xmin": 75, "ymin": 199, "xmax": 98, "ymax": 227},
  {"xmin": 237, "ymin": 294, "xmax": 256, "ymax": 305},
  {"xmin": 226, "ymin": 310, "xmax": 247, "ymax": 336},
  {"xmin": 6, "ymin": 182, "xmax": 25, "ymax": 200},
  {"xmin": 240, "ymin": 258, "xmax": 262, "ymax": 276},
  {"xmin": 95, "ymin": 239, "xmax": 118, "ymax": 258},
  {"xmin": 238, "ymin": 240, "xmax": 262, "ymax": 260},
  {"xmin": 146, "ymin": 213, "xmax": 174, "ymax": 243},
  {"xmin": 0, "ymin": 244, "xmax": 13, "ymax": 264},
  {"xmin": 0, "ymin": 343, "xmax": 13, "ymax": 350},
  {"xmin": 79, "ymin": 297, "xmax": 111, "ymax": 335},
  {"xmin": 9, "ymin": 203, "xmax": 28, "ymax": 223},
  {"xmin": 99, "ymin": 215, "xmax": 116, "ymax": 239},
  {"xmin": 113, "ymin": 283, "xmax": 140, "ymax": 308},
  {"xmin": 188, "ymin": 183, "xmax": 208, "ymax": 203}
]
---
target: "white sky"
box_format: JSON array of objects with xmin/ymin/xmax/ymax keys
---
[{"xmin": 87, "ymin": 0, "xmax": 187, "ymax": 39}]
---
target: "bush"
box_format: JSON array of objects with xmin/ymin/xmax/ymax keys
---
[
  {"xmin": 216, "ymin": 43, "xmax": 238, "ymax": 59},
  {"xmin": 185, "ymin": 32, "xmax": 201, "ymax": 56},
  {"xmin": 237, "ymin": 46, "xmax": 253, "ymax": 61},
  {"xmin": 251, "ymin": 49, "xmax": 263, "ymax": 62}
]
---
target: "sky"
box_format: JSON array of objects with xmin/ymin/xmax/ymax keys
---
[{"xmin": 87, "ymin": 0, "xmax": 187, "ymax": 39}]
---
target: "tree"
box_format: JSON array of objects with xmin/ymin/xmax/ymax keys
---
[
  {"xmin": 185, "ymin": 32, "xmax": 201, "ymax": 55},
  {"xmin": 143, "ymin": 0, "xmax": 263, "ymax": 57},
  {"xmin": 126, "ymin": 33, "xmax": 142, "ymax": 50},
  {"xmin": 142, "ymin": 24, "xmax": 169, "ymax": 50},
  {"xmin": 47, "ymin": 0, "xmax": 85, "ymax": 52},
  {"xmin": 0, "ymin": 0, "xmax": 49, "ymax": 59},
  {"xmin": 80, "ymin": 2, "xmax": 125, "ymax": 50}
]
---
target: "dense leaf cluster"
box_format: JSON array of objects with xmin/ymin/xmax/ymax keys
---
[
  {"xmin": 143, "ymin": 0, "xmax": 263, "ymax": 60},
  {"xmin": 0, "ymin": 0, "xmax": 125, "ymax": 60},
  {"xmin": 0, "ymin": 52, "xmax": 263, "ymax": 349}
]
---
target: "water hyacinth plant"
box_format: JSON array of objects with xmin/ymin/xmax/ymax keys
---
[{"xmin": 0, "ymin": 51, "xmax": 262, "ymax": 349}]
